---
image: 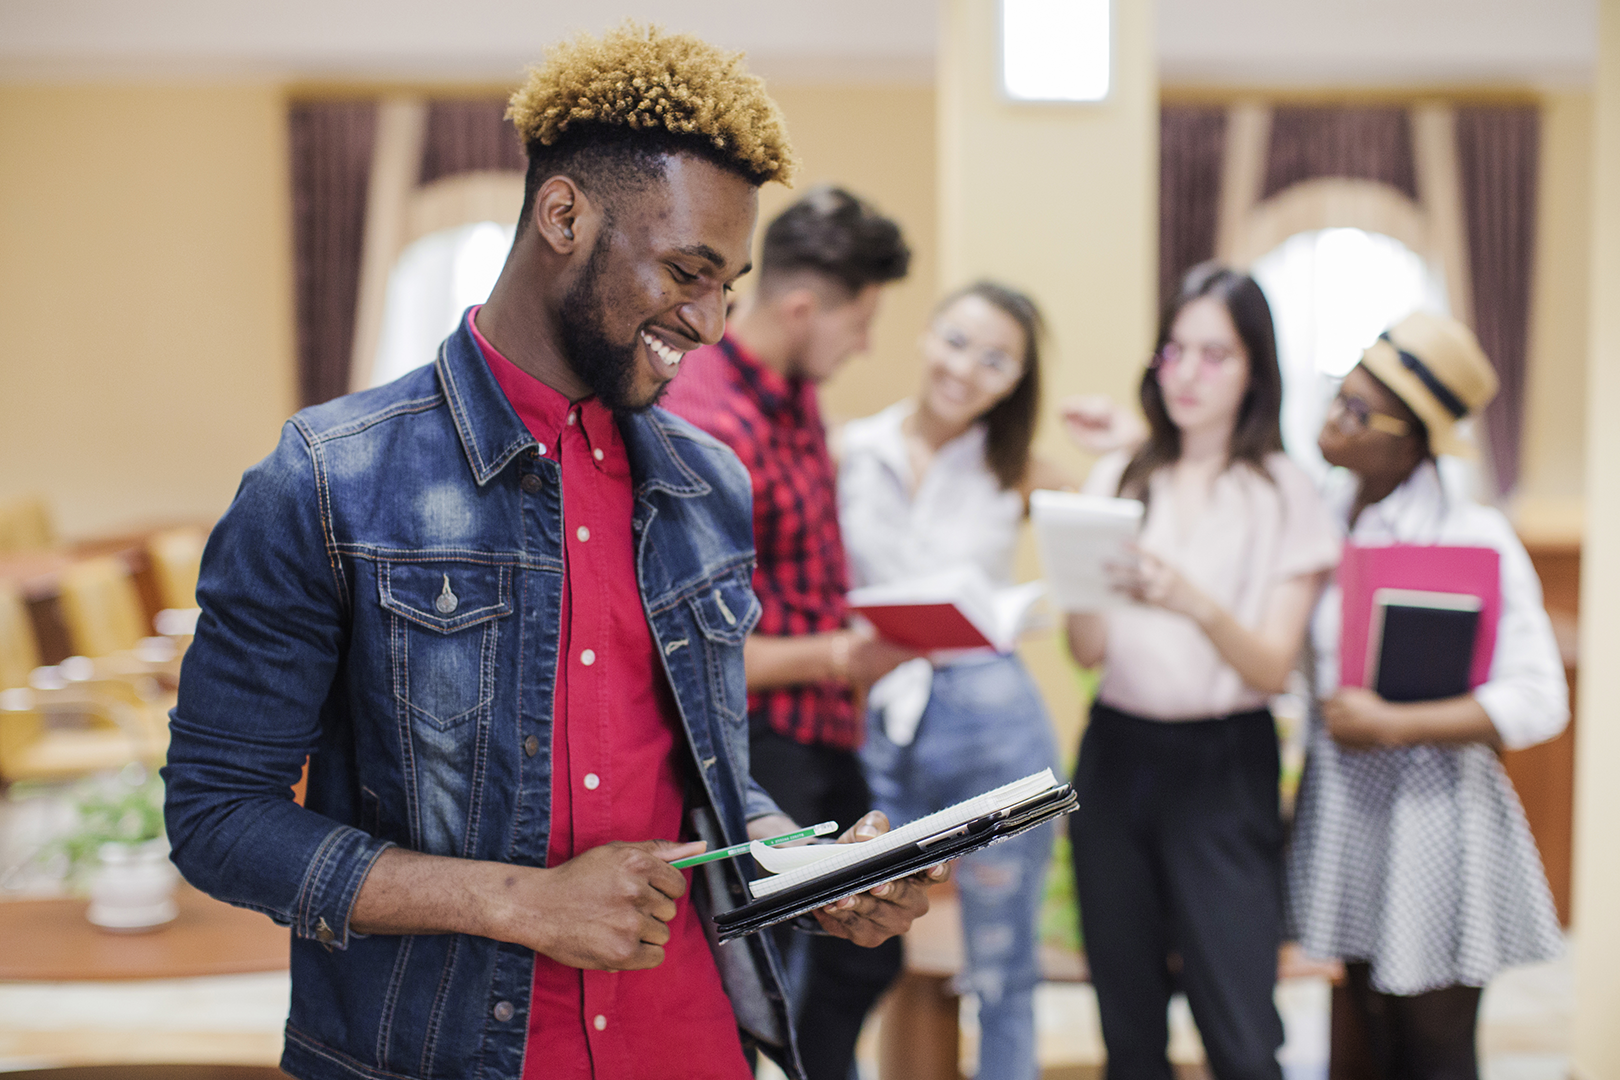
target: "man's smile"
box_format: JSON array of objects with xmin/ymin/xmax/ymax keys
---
[{"xmin": 640, "ymin": 329, "xmax": 689, "ymax": 369}]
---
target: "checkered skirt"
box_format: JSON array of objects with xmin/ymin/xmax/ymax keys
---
[{"xmin": 1285, "ymin": 706, "xmax": 1563, "ymax": 995}]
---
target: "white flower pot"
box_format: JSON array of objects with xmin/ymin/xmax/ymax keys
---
[{"xmin": 86, "ymin": 839, "xmax": 179, "ymax": 932}]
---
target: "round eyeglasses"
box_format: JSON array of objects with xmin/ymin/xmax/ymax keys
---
[{"xmin": 1327, "ymin": 391, "xmax": 1412, "ymax": 437}]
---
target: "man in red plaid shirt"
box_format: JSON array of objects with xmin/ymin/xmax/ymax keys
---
[{"xmin": 662, "ymin": 187, "xmax": 919, "ymax": 1080}]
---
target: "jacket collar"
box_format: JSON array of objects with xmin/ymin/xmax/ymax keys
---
[{"xmin": 436, "ymin": 313, "xmax": 710, "ymax": 499}]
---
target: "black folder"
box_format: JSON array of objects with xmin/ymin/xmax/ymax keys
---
[{"xmin": 713, "ymin": 772, "xmax": 1076, "ymax": 943}]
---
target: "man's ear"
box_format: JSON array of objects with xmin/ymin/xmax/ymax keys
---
[
  {"xmin": 531, "ymin": 175, "xmax": 598, "ymax": 255},
  {"xmin": 776, "ymin": 285, "xmax": 820, "ymax": 326}
]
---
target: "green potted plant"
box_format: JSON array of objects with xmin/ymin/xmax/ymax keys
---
[{"xmin": 49, "ymin": 764, "xmax": 178, "ymax": 931}]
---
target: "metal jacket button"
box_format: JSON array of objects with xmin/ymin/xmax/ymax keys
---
[
  {"xmin": 521, "ymin": 473, "xmax": 544, "ymax": 494},
  {"xmin": 524, "ymin": 734, "xmax": 540, "ymax": 757},
  {"xmin": 435, "ymin": 574, "xmax": 458, "ymax": 614},
  {"xmin": 493, "ymin": 1001, "xmax": 515, "ymax": 1022}
]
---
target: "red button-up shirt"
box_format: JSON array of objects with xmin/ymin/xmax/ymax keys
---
[
  {"xmin": 468, "ymin": 310, "xmax": 751, "ymax": 1080},
  {"xmin": 661, "ymin": 333, "xmax": 858, "ymax": 750}
]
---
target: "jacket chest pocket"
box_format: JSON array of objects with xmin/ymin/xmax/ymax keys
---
[
  {"xmin": 686, "ymin": 570, "xmax": 761, "ymax": 724},
  {"xmin": 379, "ymin": 561, "xmax": 513, "ymax": 729}
]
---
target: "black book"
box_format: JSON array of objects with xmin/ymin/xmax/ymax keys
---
[{"xmin": 1366, "ymin": 588, "xmax": 1482, "ymax": 703}]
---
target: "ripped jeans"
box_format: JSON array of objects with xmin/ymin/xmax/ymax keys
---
[{"xmin": 861, "ymin": 653, "xmax": 1058, "ymax": 1080}]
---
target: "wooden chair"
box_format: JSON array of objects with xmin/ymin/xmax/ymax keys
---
[
  {"xmin": 147, "ymin": 526, "xmax": 207, "ymax": 611},
  {"xmin": 0, "ymin": 689, "xmax": 164, "ymax": 783},
  {"xmin": 0, "ymin": 494, "xmax": 53, "ymax": 554},
  {"xmin": 56, "ymin": 556, "xmax": 149, "ymax": 659},
  {"xmin": 0, "ymin": 581, "xmax": 41, "ymax": 691},
  {"xmin": 0, "ymin": 584, "xmax": 164, "ymax": 782}
]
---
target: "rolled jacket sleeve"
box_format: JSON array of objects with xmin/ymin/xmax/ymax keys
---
[
  {"xmin": 163, "ymin": 422, "xmax": 392, "ymax": 949},
  {"xmin": 1472, "ymin": 522, "xmax": 1570, "ymax": 751}
]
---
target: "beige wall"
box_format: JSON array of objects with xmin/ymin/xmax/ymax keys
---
[
  {"xmin": 1516, "ymin": 90, "xmax": 1593, "ymax": 540},
  {"xmin": 0, "ymin": 84, "xmax": 296, "ymax": 540},
  {"xmin": 752, "ymin": 82, "xmax": 938, "ymax": 424},
  {"xmin": 1573, "ymin": 1, "xmax": 1620, "ymax": 1074},
  {"xmin": 939, "ymin": 0, "xmax": 1160, "ymax": 748},
  {"xmin": 0, "ymin": 80, "xmax": 933, "ymax": 541}
]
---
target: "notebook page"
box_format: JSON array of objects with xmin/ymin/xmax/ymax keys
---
[{"xmin": 748, "ymin": 769, "xmax": 1058, "ymax": 899}]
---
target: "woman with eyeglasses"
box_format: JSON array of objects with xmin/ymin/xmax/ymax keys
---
[
  {"xmin": 1063, "ymin": 264, "xmax": 1339, "ymax": 1080},
  {"xmin": 838, "ymin": 281, "xmax": 1066, "ymax": 1080},
  {"xmin": 1288, "ymin": 313, "xmax": 1566, "ymax": 1080}
]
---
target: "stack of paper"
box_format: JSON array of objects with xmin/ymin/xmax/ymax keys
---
[{"xmin": 747, "ymin": 769, "xmax": 1061, "ymax": 899}]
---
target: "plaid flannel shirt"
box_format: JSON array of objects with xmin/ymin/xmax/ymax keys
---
[{"xmin": 660, "ymin": 333, "xmax": 859, "ymax": 751}]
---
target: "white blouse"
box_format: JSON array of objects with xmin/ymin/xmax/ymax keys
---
[
  {"xmin": 1310, "ymin": 461, "xmax": 1568, "ymax": 751},
  {"xmin": 838, "ymin": 400, "xmax": 1025, "ymax": 590},
  {"xmin": 1084, "ymin": 450, "xmax": 1341, "ymax": 721}
]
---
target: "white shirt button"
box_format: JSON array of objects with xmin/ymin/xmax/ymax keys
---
[
  {"xmin": 583, "ymin": 773, "xmax": 600, "ymax": 790},
  {"xmin": 593, "ymin": 448, "xmax": 605, "ymax": 462},
  {"xmin": 536, "ymin": 443, "xmax": 547, "ymax": 456},
  {"xmin": 576, "ymin": 526, "xmax": 590, "ymax": 542},
  {"xmin": 592, "ymin": 1014, "xmax": 607, "ymax": 1032},
  {"xmin": 580, "ymin": 649, "xmax": 596, "ymax": 666},
  {"xmin": 567, "ymin": 412, "xmax": 577, "ymax": 425}
]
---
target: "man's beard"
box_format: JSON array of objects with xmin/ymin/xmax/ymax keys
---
[{"xmin": 557, "ymin": 231, "xmax": 664, "ymax": 415}]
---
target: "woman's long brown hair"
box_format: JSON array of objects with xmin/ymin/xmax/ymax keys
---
[
  {"xmin": 934, "ymin": 281, "xmax": 1045, "ymax": 490},
  {"xmin": 1117, "ymin": 263, "xmax": 1285, "ymax": 499}
]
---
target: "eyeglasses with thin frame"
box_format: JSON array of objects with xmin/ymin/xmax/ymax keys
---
[
  {"xmin": 1149, "ymin": 341, "xmax": 1241, "ymax": 382},
  {"xmin": 932, "ymin": 325, "xmax": 1023, "ymax": 383},
  {"xmin": 1328, "ymin": 391, "xmax": 1412, "ymax": 437}
]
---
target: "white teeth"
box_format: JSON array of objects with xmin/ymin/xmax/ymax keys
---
[{"xmin": 641, "ymin": 331, "xmax": 685, "ymax": 368}]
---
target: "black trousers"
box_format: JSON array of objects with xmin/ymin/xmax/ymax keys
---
[
  {"xmin": 750, "ymin": 721, "xmax": 903, "ymax": 1080},
  {"xmin": 1344, "ymin": 962, "xmax": 1483, "ymax": 1080},
  {"xmin": 1069, "ymin": 703, "xmax": 1286, "ymax": 1080}
]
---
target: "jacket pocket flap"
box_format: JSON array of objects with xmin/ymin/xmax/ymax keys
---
[
  {"xmin": 688, "ymin": 572, "xmax": 761, "ymax": 644},
  {"xmin": 379, "ymin": 562, "xmax": 513, "ymax": 633}
]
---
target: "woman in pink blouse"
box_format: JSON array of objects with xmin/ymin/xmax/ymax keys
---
[{"xmin": 1065, "ymin": 264, "xmax": 1339, "ymax": 1080}]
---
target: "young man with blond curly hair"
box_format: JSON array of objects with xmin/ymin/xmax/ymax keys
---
[{"xmin": 164, "ymin": 25, "xmax": 930, "ymax": 1080}]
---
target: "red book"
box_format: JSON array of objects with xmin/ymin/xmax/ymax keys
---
[
  {"xmin": 847, "ymin": 568, "xmax": 1046, "ymax": 654},
  {"xmin": 1338, "ymin": 543, "xmax": 1500, "ymax": 691}
]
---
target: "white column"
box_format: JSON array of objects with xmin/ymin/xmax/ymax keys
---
[
  {"xmin": 1573, "ymin": 0, "xmax": 1620, "ymax": 1075},
  {"xmin": 937, "ymin": 0, "xmax": 1158, "ymax": 743}
]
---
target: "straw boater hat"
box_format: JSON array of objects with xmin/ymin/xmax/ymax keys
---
[{"xmin": 1359, "ymin": 311, "xmax": 1499, "ymax": 458}]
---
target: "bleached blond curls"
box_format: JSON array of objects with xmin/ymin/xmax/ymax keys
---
[{"xmin": 506, "ymin": 22, "xmax": 797, "ymax": 186}]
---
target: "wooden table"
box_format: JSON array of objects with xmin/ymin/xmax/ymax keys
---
[
  {"xmin": 0, "ymin": 885, "xmax": 290, "ymax": 1073},
  {"xmin": 0, "ymin": 883, "xmax": 288, "ymax": 981}
]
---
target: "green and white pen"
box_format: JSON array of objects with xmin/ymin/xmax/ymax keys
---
[{"xmin": 670, "ymin": 821, "xmax": 839, "ymax": 869}]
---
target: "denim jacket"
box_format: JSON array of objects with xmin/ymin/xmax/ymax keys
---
[{"xmin": 164, "ymin": 318, "xmax": 799, "ymax": 1080}]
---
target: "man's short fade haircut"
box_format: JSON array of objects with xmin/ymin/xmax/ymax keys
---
[
  {"xmin": 759, "ymin": 186, "xmax": 911, "ymax": 299},
  {"xmin": 507, "ymin": 22, "xmax": 797, "ymax": 226}
]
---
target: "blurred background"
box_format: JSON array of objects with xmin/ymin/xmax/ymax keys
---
[{"xmin": 0, "ymin": 2, "xmax": 1615, "ymax": 1078}]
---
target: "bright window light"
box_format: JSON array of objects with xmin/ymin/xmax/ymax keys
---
[
  {"xmin": 371, "ymin": 220, "xmax": 515, "ymax": 388},
  {"xmin": 1251, "ymin": 227, "xmax": 1451, "ymax": 476},
  {"xmin": 1001, "ymin": 0, "xmax": 1110, "ymax": 103}
]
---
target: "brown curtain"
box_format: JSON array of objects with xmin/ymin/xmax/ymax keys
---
[
  {"xmin": 289, "ymin": 102, "xmax": 377, "ymax": 408},
  {"xmin": 1263, "ymin": 107, "xmax": 1417, "ymax": 201},
  {"xmin": 419, "ymin": 100, "xmax": 526, "ymax": 186},
  {"xmin": 1159, "ymin": 106, "xmax": 1228, "ymax": 312},
  {"xmin": 1456, "ymin": 106, "xmax": 1540, "ymax": 497}
]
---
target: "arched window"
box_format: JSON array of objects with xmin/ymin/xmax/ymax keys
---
[
  {"xmin": 1250, "ymin": 227, "xmax": 1450, "ymax": 477},
  {"xmin": 369, "ymin": 221, "xmax": 516, "ymax": 388}
]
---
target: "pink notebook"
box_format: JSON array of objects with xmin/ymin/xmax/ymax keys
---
[{"xmin": 1338, "ymin": 543, "xmax": 1501, "ymax": 691}]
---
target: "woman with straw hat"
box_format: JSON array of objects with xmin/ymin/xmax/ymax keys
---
[{"xmin": 1287, "ymin": 311, "xmax": 1568, "ymax": 1080}]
